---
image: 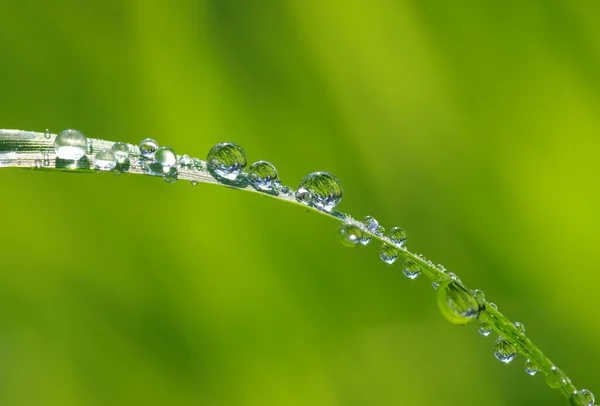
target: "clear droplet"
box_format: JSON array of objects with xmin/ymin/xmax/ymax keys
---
[
  {"xmin": 206, "ymin": 142, "xmax": 247, "ymax": 181},
  {"xmin": 111, "ymin": 142, "xmax": 130, "ymax": 163},
  {"xmin": 297, "ymin": 172, "xmax": 342, "ymax": 211},
  {"xmin": 432, "ymin": 281, "xmax": 439, "ymax": 290},
  {"xmin": 570, "ymin": 389, "xmax": 595, "ymax": 406},
  {"xmin": 162, "ymin": 167, "xmax": 178, "ymax": 183},
  {"xmin": 295, "ymin": 188, "xmax": 312, "ymax": 205},
  {"xmin": 281, "ymin": 186, "xmax": 292, "ymax": 196},
  {"xmin": 190, "ymin": 180, "xmax": 199, "ymax": 186},
  {"xmin": 437, "ymin": 281, "xmax": 481, "ymax": 325},
  {"xmin": 94, "ymin": 151, "xmax": 117, "ymax": 171},
  {"xmin": 524, "ymin": 359, "xmax": 538, "ymax": 376},
  {"xmin": 34, "ymin": 159, "xmax": 42, "ymax": 168},
  {"xmin": 403, "ymin": 261, "xmax": 421, "ymax": 280},
  {"xmin": 359, "ymin": 216, "xmax": 379, "ymax": 245},
  {"xmin": 248, "ymin": 160, "xmax": 280, "ymax": 191},
  {"xmin": 43, "ymin": 154, "xmax": 50, "ymax": 166},
  {"xmin": 489, "ymin": 303, "xmax": 498, "ymax": 310},
  {"xmin": 494, "ymin": 337, "xmax": 518, "ymax": 363},
  {"xmin": 154, "ymin": 146, "xmax": 177, "ymax": 171},
  {"xmin": 546, "ymin": 366, "xmax": 569, "ymax": 388},
  {"xmin": 44, "ymin": 129, "xmax": 51, "ymax": 139},
  {"xmin": 139, "ymin": 138, "xmax": 159, "ymax": 158},
  {"xmin": 54, "ymin": 129, "xmax": 88, "ymax": 160},
  {"xmin": 388, "ymin": 226, "xmax": 407, "ymax": 246},
  {"xmin": 179, "ymin": 154, "xmax": 192, "ymax": 168},
  {"xmin": 513, "ymin": 322, "xmax": 526, "ymax": 334},
  {"xmin": 339, "ymin": 222, "xmax": 363, "ymax": 247},
  {"xmin": 379, "ymin": 244, "xmax": 399, "ymax": 264},
  {"xmin": 478, "ymin": 321, "xmax": 493, "ymax": 337},
  {"xmin": 473, "ymin": 289, "xmax": 486, "ymax": 307},
  {"xmin": 446, "ymin": 272, "xmax": 462, "ymax": 284}
]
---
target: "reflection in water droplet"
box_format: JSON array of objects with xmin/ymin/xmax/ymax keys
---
[
  {"xmin": 545, "ymin": 366, "xmax": 569, "ymax": 389},
  {"xmin": 388, "ymin": 226, "xmax": 407, "ymax": 246},
  {"xmin": 570, "ymin": 389, "xmax": 595, "ymax": 406},
  {"xmin": 139, "ymin": 138, "xmax": 159, "ymax": 158},
  {"xmin": 524, "ymin": 360, "xmax": 538, "ymax": 376},
  {"xmin": 379, "ymin": 244, "xmax": 399, "ymax": 264},
  {"xmin": 248, "ymin": 160, "xmax": 280, "ymax": 191},
  {"xmin": 54, "ymin": 129, "xmax": 88, "ymax": 160},
  {"xmin": 111, "ymin": 142, "xmax": 130, "ymax": 163},
  {"xmin": 94, "ymin": 151, "xmax": 117, "ymax": 171},
  {"xmin": 339, "ymin": 222, "xmax": 363, "ymax": 247},
  {"xmin": 478, "ymin": 321, "xmax": 493, "ymax": 337},
  {"xmin": 403, "ymin": 261, "xmax": 421, "ymax": 280},
  {"xmin": 206, "ymin": 142, "xmax": 247, "ymax": 181},
  {"xmin": 359, "ymin": 216, "xmax": 379, "ymax": 245},
  {"xmin": 437, "ymin": 281, "xmax": 480, "ymax": 325},
  {"xmin": 297, "ymin": 172, "xmax": 342, "ymax": 211},
  {"xmin": 154, "ymin": 146, "xmax": 177, "ymax": 171},
  {"xmin": 494, "ymin": 337, "xmax": 518, "ymax": 364}
]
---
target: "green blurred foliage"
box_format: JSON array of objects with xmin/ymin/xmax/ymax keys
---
[{"xmin": 0, "ymin": 1, "xmax": 598, "ymax": 405}]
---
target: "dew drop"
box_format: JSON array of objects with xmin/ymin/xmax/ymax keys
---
[
  {"xmin": 360, "ymin": 216, "xmax": 379, "ymax": 245},
  {"xmin": 473, "ymin": 289, "xmax": 486, "ymax": 307},
  {"xmin": 546, "ymin": 366, "xmax": 569, "ymax": 388},
  {"xmin": 379, "ymin": 244, "xmax": 399, "ymax": 264},
  {"xmin": 489, "ymin": 303, "xmax": 498, "ymax": 310},
  {"xmin": 295, "ymin": 188, "xmax": 312, "ymax": 205},
  {"xmin": 513, "ymin": 322, "xmax": 526, "ymax": 334},
  {"xmin": 154, "ymin": 146, "xmax": 177, "ymax": 171},
  {"xmin": 43, "ymin": 154, "xmax": 50, "ymax": 167},
  {"xmin": 432, "ymin": 281, "xmax": 439, "ymax": 290},
  {"xmin": 139, "ymin": 138, "xmax": 159, "ymax": 158},
  {"xmin": 297, "ymin": 172, "xmax": 342, "ymax": 211},
  {"xmin": 111, "ymin": 142, "xmax": 130, "ymax": 163},
  {"xmin": 54, "ymin": 129, "xmax": 88, "ymax": 160},
  {"xmin": 494, "ymin": 337, "xmax": 518, "ymax": 363},
  {"xmin": 403, "ymin": 261, "xmax": 421, "ymax": 280},
  {"xmin": 524, "ymin": 359, "xmax": 538, "ymax": 376},
  {"xmin": 206, "ymin": 142, "xmax": 247, "ymax": 181},
  {"xmin": 44, "ymin": 129, "xmax": 51, "ymax": 139},
  {"xmin": 388, "ymin": 227, "xmax": 407, "ymax": 246},
  {"xmin": 162, "ymin": 167, "xmax": 178, "ymax": 183},
  {"xmin": 34, "ymin": 159, "xmax": 42, "ymax": 168},
  {"xmin": 570, "ymin": 389, "xmax": 595, "ymax": 406},
  {"xmin": 248, "ymin": 160, "xmax": 280, "ymax": 191},
  {"xmin": 339, "ymin": 222, "xmax": 363, "ymax": 247},
  {"xmin": 179, "ymin": 154, "xmax": 192, "ymax": 168},
  {"xmin": 94, "ymin": 151, "xmax": 117, "ymax": 171},
  {"xmin": 478, "ymin": 321, "xmax": 493, "ymax": 337},
  {"xmin": 190, "ymin": 180, "xmax": 199, "ymax": 186},
  {"xmin": 437, "ymin": 281, "xmax": 480, "ymax": 325}
]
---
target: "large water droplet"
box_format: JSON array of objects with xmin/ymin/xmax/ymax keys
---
[
  {"xmin": 403, "ymin": 261, "xmax": 421, "ymax": 280},
  {"xmin": 570, "ymin": 389, "xmax": 595, "ymax": 406},
  {"xmin": 546, "ymin": 366, "xmax": 569, "ymax": 388},
  {"xmin": 379, "ymin": 243, "xmax": 399, "ymax": 264},
  {"xmin": 111, "ymin": 142, "xmax": 130, "ymax": 163},
  {"xmin": 297, "ymin": 172, "xmax": 342, "ymax": 211},
  {"xmin": 388, "ymin": 226, "xmax": 407, "ymax": 246},
  {"xmin": 94, "ymin": 151, "xmax": 117, "ymax": 171},
  {"xmin": 339, "ymin": 222, "xmax": 363, "ymax": 247},
  {"xmin": 54, "ymin": 129, "xmax": 88, "ymax": 160},
  {"xmin": 139, "ymin": 138, "xmax": 159, "ymax": 158},
  {"xmin": 478, "ymin": 321, "xmax": 493, "ymax": 337},
  {"xmin": 494, "ymin": 337, "xmax": 518, "ymax": 363},
  {"xmin": 207, "ymin": 142, "xmax": 247, "ymax": 181},
  {"xmin": 524, "ymin": 359, "xmax": 538, "ymax": 376},
  {"xmin": 437, "ymin": 281, "xmax": 480, "ymax": 325},
  {"xmin": 248, "ymin": 160, "xmax": 280, "ymax": 191},
  {"xmin": 154, "ymin": 146, "xmax": 177, "ymax": 171},
  {"xmin": 359, "ymin": 216, "xmax": 379, "ymax": 245}
]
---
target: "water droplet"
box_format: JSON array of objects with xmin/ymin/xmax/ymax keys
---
[
  {"xmin": 570, "ymin": 389, "xmax": 595, "ymax": 406},
  {"xmin": 513, "ymin": 322, "xmax": 526, "ymax": 334},
  {"xmin": 190, "ymin": 180, "xmax": 199, "ymax": 186},
  {"xmin": 489, "ymin": 303, "xmax": 498, "ymax": 310},
  {"xmin": 494, "ymin": 337, "xmax": 518, "ymax": 363},
  {"xmin": 360, "ymin": 216, "xmax": 379, "ymax": 245},
  {"xmin": 139, "ymin": 138, "xmax": 159, "ymax": 158},
  {"xmin": 478, "ymin": 321, "xmax": 493, "ymax": 336},
  {"xmin": 34, "ymin": 159, "xmax": 42, "ymax": 168},
  {"xmin": 297, "ymin": 172, "xmax": 342, "ymax": 211},
  {"xmin": 339, "ymin": 222, "xmax": 363, "ymax": 247},
  {"xmin": 94, "ymin": 151, "xmax": 117, "ymax": 171},
  {"xmin": 162, "ymin": 167, "xmax": 178, "ymax": 183},
  {"xmin": 403, "ymin": 261, "xmax": 421, "ymax": 279},
  {"xmin": 206, "ymin": 142, "xmax": 247, "ymax": 181},
  {"xmin": 179, "ymin": 154, "xmax": 192, "ymax": 168},
  {"xmin": 388, "ymin": 226, "xmax": 407, "ymax": 246},
  {"xmin": 295, "ymin": 188, "xmax": 312, "ymax": 205},
  {"xmin": 447, "ymin": 272, "xmax": 462, "ymax": 284},
  {"xmin": 524, "ymin": 359, "xmax": 538, "ymax": 376},
  {"xmin": 154, "ymin": 146, "xmax": 177, "ymax": 171},
  {"xmin": 281, "ymin": 186, "xmax": 293, "ymax": 196},
  {"xmin": 432, "ymin": 281, "xmax": 439, "ymax": 290},
  {"xmin": 546, "ymin": 366, "xmax": 569, "ymax": 388},
  {"xmin": 379, "ymin": 243, "xmax": 399, "ymax": 264},
  {"xmin": 111, "ymin": 142, "xmax": 130, "ymax": 163},
  {"xmin": 248, "ymin": 160, "xmax": 280, "ymax": 191},
  {"xmin": 44, "ymin": 129, "xmax": 51, "ymax": 139},
  {"xmin": 43, "ymin": 154, "xmax": 50, "ymax": 166},
  {"xmin": 473, "ymin": 289, "xmax": 486, "ymax": 307},
  {"xmin": 54, "ymin": 129, "xmax": 88, "ymax": 160},
  {"xmin": 437, "ymin": 281, "xmax": 480, "ymax": 325},
  {"xmin": 86, "ymin": 138, "xmax": 93, "ymax": 153}
]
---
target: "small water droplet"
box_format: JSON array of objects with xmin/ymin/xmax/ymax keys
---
[
  {"xmin": 494, "ymin": 337, "xmax": 518, "ymax": 363},
  {"xmin": 154, "ymin": 146, "xmax": 177, "ymax": 171},
  {"xmin": 546, "ymin": 366, "xmax": 569, "ymax": 388},
  {"xmin": 34, "ymin": 159, "xmax": 42, "ymax": 168},
  {"xmin": 43, "ymin": 154, "xmax": 50, "ymax": 166},
  {"xmin": 139, "ymin": 138, "xmax": 159, "ymax": 158},
  {"xmin": 94, "ymin": 151, "xmax": 117, "ymax": 171},
  {"xmin": 192, "ymin": 157, "xmax": 205, "ymax": 171},
  {"xmin": 44, "ymin": 129, "xmax": 51, "ymax": 139},
  {"xmin": 281, "ymin": 186, "xmax": 293, "ymax": 196},
  {"xmin": 387, "ymin": 226, "xmax": 407, "ymax": 246},
  {"xmin": 489, "ymin": 303, "xmax": 498, "ymax": 310},
  {"xmin": 379, "ymin": 243, "xmax": 399, "ymax": 264},
  {"xmin": 478, "ymin": 321, "xmax": 493, "ymax": 336},
  {"xmin": 524, "ymin": 359, "xmax": 538, "ymax": 376},
  {"xmin": 432, "ymin": 281, "xmax": 439, "ymax": 290},
  {"xmin": 295, "ymin": 188, "xmax": 312, "ymax": 205},
  {"xmin": 447, "ymin": 272, "xmax": 462, "ymax": 283},
  {"xmin": 179, "ymin": 154, "xmax": 192, "ymax": 168},
  {"xmin": 437, "ymin": 281, "xmax": 480, "ymax": 325},
  {"xmin": 359, "ymin": 216, "xmax": 379, "ymax": 245},
  {"xmin": 162, "ymin": 166, "xmax": 178, "ymax": 183},
  {"xmin": 473, "ymin": 289, "xmax": 486, "ymax": 307},
  {"xmin": 111, "ymin": 142, "xmax": 130, "ymax": 163},
  {"xmin": 206, "ymin": 142, "xmax": 247, "ymax": 181},
  {"xmin": 339, "ymin": 222, "xmax": 363, "ymax": 247},
  {"xmin": 190, "ymin": 180, "xmax": 199, "ymax": 186},
  {"xmin": 570, "ymin": 389, "xmax": 595, "ymax": 406},
  {"xmin": 297, "ymin": 172, "xmax": 342, "ymax": 211},
  {"xmin": 403, "ymin": 261, "xmax": 421, "ymax": 279},
  {"xmin": 248, "ymin": 160, "xmax": 280, "ymax": 191},
  {"xmin": 86, "ymin": 138, "xmax": 93, "ymax": 153},
  {"xmin": 54, "ymin": 129, "xmax": 88, "ymax": 160},
  {"xmin": 513, "ymin": 322, "xmax": 526, "ymax": 334}
]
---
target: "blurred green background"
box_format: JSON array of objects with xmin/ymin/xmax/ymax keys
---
[{"xmin": 0, "ymin": 1, "xmax": 598, "ymax": 405}]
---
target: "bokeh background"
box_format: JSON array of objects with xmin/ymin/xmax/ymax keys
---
[{"xmin": 0, "ymin": 1, "xmax": 598, "ymax": 405}]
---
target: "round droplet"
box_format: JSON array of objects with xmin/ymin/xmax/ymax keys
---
[
  {"xmin": 248, "ymin": 160, "xmax": 280, "ymax": 191},
  {"xmin": 513, "ymin": 322, "xmax": 526, "ymax": 334},
  {"xmin": 524, "ymin": 359, "xmax": 538, "ymax": 376},
  {"xmin": 43, "ymin": 154, "xmax": 50, "ymax": 166},
  {"xmin": 295, "ymin": 188, "xmax": 312, "ymax": 205},
  {"xmin": 206, "ymin": 142, "xmax": 247, "ymax": 181},
  {"xmin": 54, "ymin": 129, "xmax": 88, "ymax": 160},
  {"xmin": 546, "ymin": 366, "xmax": 569, "ymax": 388},
  {"xmin": 473, "ymin": 289, "xmax": 486, "ymax": 307},
  {"xmin": 380, "ymin": 244, "xmax": 399, "ymax": 264},
  {"xmin": 139, "ymin": 138, "xmax": 159, "ymax": 158},
  {"xmin": 44, "ymin": 129, "xmax": 51, "ymax": 139},
  {"xmin": 162, "ymin": 167, "xmax": 178, "ymax": 183},
  {"xmin": 403, "ymin": 261, "xmax": 421, "ymax": 280},
  {"xmin": 154, "ymin": 146, "xmax": 177, "ymax": 171},
  {"xmin": 494, "ymin": 337, "xmax": 518, "ymax": 363},
  {"xmin": 281, "ymin": 185, "xmax": 293, "ymax": 196},
  {"xmin": 34, "ymin": 159, "xmax": 42, "ymax": 168},
  {"xmin": 339, "ymin": 222, "xmax": 363, "ymax": 247},
  {"xmin": 570, "ymin": 389, "xmax": 595, "ymax": 406},
  {"xmin": 190, "ymin": 180, "xmax": 199, "ymax": 186},
  {"xmin": 432, "ymin": 281, "xmax": 439, "ymax": 290},
  {"xmin": 478, "ymin": 321, "xmax": 493, "ymax": 337},
  {"xmin": 388, "ymin": 227, "xmax": 407, "ymax": 246},
  {"xmin": 94, "ymin": 151, "xmax": 117, "ymax": 171},
  {"xmin": 111, "ymin": 142, "xmax": 130, "ymax": 163},
  {"xmin": 437, "ymin": 281, "xmax": 481, "ymax": 325},
  {"xmin": 297, "ymin": 172, "xmax": 342, "ymax": 211},
  {"xmin": 446, "ymin": 272, "xmax": 461, "ymax": 284},
  {"xmin": 489, "ymin": 303, "xmax": 498, "ymax": 310},
  {"xmin": 179, "ymin": 154, "xmax": 192, "ymax": 167},
  {"xmin": 359, "ymin": 216, "xmax": 379, "ymax": 245}
]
